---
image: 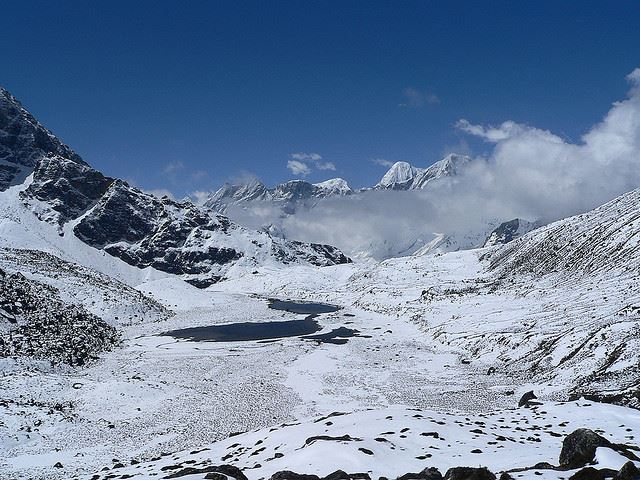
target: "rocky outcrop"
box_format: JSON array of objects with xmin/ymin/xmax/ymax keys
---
[
  {"xmin": 559, "ymin": 429, "xmax": 639, "ymax": 470},
  {"xmin": 22, "ymin": 154, "xmax": 113, "ymax": 225},
  {"xmin": 74, "ymin": 180, "xmax": 350, "ymax": 287},
  {"xmin": 483, "ymin": 218, "xmax": 540, "ymax": 247}
]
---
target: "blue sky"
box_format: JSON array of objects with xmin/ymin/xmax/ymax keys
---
[{"xmin": 1, "ymin": 1, "xmax": 639, "ymax": 197}]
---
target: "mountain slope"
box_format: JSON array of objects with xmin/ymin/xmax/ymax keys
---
[
  {"xmin": 0, "ymin": 87, "xmax": 351, "ymax": 286},
  {"xmin": 488, "ymin": 188, "xmax": 640, "ymax": 276}
]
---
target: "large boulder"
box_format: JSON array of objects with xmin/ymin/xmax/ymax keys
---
[
  {"xmin": 614, "ymin": 461, "xmax": 640, "ymax": 480},
  {"xmin": 559, "ymin": 429, "xmax": 612, "ymax": 469},
  {"xmin": 270, "ymin": 472, "xmax": 321, "ymax": 480},
  {"xmin": 569, "ymin": 467, "xmax": 617, "ymax": 480},
  {"xmin": 397, "ymin": 468, "xmax": 443, "ymax": 480},
  {"xmin": 444, "ymin": 467, "xmax": 496, "ymax": 480}
]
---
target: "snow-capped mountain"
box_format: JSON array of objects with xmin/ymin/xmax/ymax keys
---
[
  {"xmin": 0, "ymin": 87, "xmax": 85, "ymax": 190},
  {"xmin": 374, "ymin": 161, "xmax": 422, "ymax": 190},
  {"xmin": 206, "ymin": 177, "xmax": 354, "ymax": 214},
  {"xmin": 0, "ymin": 87, "xmax": 351, "ymax": 287},
  {"xmin": 374, "ymin": 154, "xmax": 471, "ymax": 190},
  {"xmin": 206, "ymin": 154, "xmax": 470, "ymax": 214}
]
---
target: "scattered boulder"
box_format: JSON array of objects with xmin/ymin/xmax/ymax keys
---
[
  {"xmin": 614, "ymin": 461, "xmax": 640, "ymax": 480},
  {"xmin": 397, "ymin": 467, "xmax": 443, "ymax": 480},
  {"xmin": 569, "ymin": 467, "xmax": 617, "ymax": 480},
  {"xmin": 270, "ymin": 472, "xmax": 321, "ymax": 480},
  {"xmin": 518, "ymin": 391, "xmax": 537, "ymax": 407},
  {"xmin": 560, "ymin": 429, "xmax": 612, "ymax": 469},
  {"xmin": 444, "ymin": 467, "xmax": 496, "ymax": 480}
]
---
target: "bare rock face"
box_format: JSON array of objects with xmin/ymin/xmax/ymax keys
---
[
  {"xmin": 74, "ymin": 180, "xmax": 350, "ymax": 287},
  {"xmin": 0, "ymin": 87, "xmax": 84, "ymax": 190},
  {"xmin": 22, "ymin": 154, "xmax": 113, "ymax": 225}
]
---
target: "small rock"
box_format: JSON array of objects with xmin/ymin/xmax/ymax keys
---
[{"xmin": 54, "ymin": 462, "xmax": 63, "ymax": 469}]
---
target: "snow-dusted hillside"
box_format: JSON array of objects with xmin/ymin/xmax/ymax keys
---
[{"xmin": 488, "ymin": 188, "xmax": 640, "ymax": 276}]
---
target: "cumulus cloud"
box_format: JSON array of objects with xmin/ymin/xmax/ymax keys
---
[
  {"xmin": 229, "ymin": 69, "xmax": 640, "ymax": 260},
  {"xmin": 291, "ymin": 152, "xmax": 322, "ymax": 161},
  {"xmin": 287, "ymin": 159, "xmax": 312, "ymax": 176},
  {"xmin": 371, "ymin": 158, "xmax": 395, "ymax": 168},
  {"xmin": 162, "ymin": 160, "xmax": 185, "ymax": 175},
  {"xmin": 287, "ymin": 152, "xmax": 335, "ymax": 176},
  {"xmin": 189, "ymin": 190, "xmax": 213, "ymax": 205},
  {"xmin": 399, "ymin": 87, "xmax": 440, "ymax": 108}
]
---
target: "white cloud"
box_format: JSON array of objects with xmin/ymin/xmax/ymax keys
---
[
  {"xmin": 162, "ymin": 160, "xmax": 185, "ymax": 175},
  {"xmin": 291, "ymin": 152, "xmax": 322, "ymax": 161},
  {"xmin": 400, "ymin": 87, "xmax": 440, "ymax": 108},
  {"xmin": 287, "ymin": 152, "xmax": 334, "ymax": 175},
  {"xmin": 316, "ymin": 161, "xmax": 336, "ymax": 171},
  {"xmin": 287, "ymin": 159, "xmax": 312, "ymax": 176},
  {"xmin": 455, "ymin": 119, "xmax": 523, "ymax": 142},
  {"xmin": 372, "ymin": 158, "xmax": 395, "ymax": 168},
  {"xmin": 189, "ymin": 190, "xmax": 213, "ymax": 205},
  {"xmin": 229, "ymin": 68, "xmax": 640, "ymax": 260}
]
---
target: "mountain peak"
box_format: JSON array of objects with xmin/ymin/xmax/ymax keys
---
[
  {"xmin": 0, "ymin": 87, "xmax": 85, "ymax": 191},
  {"xmin": 313, "ymin": 177, "xmax": 352, "ymax": 195},
  {"xmin": 376, "ymin": 161, "xmax": 422, "ymax": 190}
]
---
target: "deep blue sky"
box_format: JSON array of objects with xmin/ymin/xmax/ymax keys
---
[{"xmin": 2, "ymin": 1, "xmax": 639, "ymax": 196}]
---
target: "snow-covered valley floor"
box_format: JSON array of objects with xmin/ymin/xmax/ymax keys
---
[{"xmin": 1, "ymin": 247, "xmax": 639, "ymax": 480}]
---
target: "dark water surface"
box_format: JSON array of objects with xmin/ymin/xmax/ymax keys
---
[
  {"xmin": 161, "ymin": 299, "xmax": 345, "ymax": 343},
  {"xmin": 268, "ymin": 299, "xmax": 340, "ymax": 315},
  {"xmin": 162, "ymin": 318, "xmax": 322, "ymax": 342}
]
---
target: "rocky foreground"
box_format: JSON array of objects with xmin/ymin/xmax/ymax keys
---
[{"xmin": 81, "ymin": 399, "xmax": 639, "ymax": 480}]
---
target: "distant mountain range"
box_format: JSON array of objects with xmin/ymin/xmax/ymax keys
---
[
  {"xmin": 204, "ymin": 153, "xmax": 543, "ymax": 258},
  {"xmin": 205, "ymin": 154, "xmax": 471, "ymax": 214},
  {"xmin": 0, "ymin": 87, "xmax": 351, "ymax": 287}
]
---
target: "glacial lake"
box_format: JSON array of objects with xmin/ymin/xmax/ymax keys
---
[
  {"xmin": 162, "ymin": 318, "xmax": 323, "ymax": 342},
  {"xmin": 267, "ymin": 299, "xmax": 340, "ymax": 315},
  {"xmin": 161, "ymin": 300, "xmax": 343, "ymax": 342}
]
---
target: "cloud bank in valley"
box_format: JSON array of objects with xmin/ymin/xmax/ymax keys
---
[{"xmin": 229, "ymin": 69, "xmax": 640, "ymax": 259}]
